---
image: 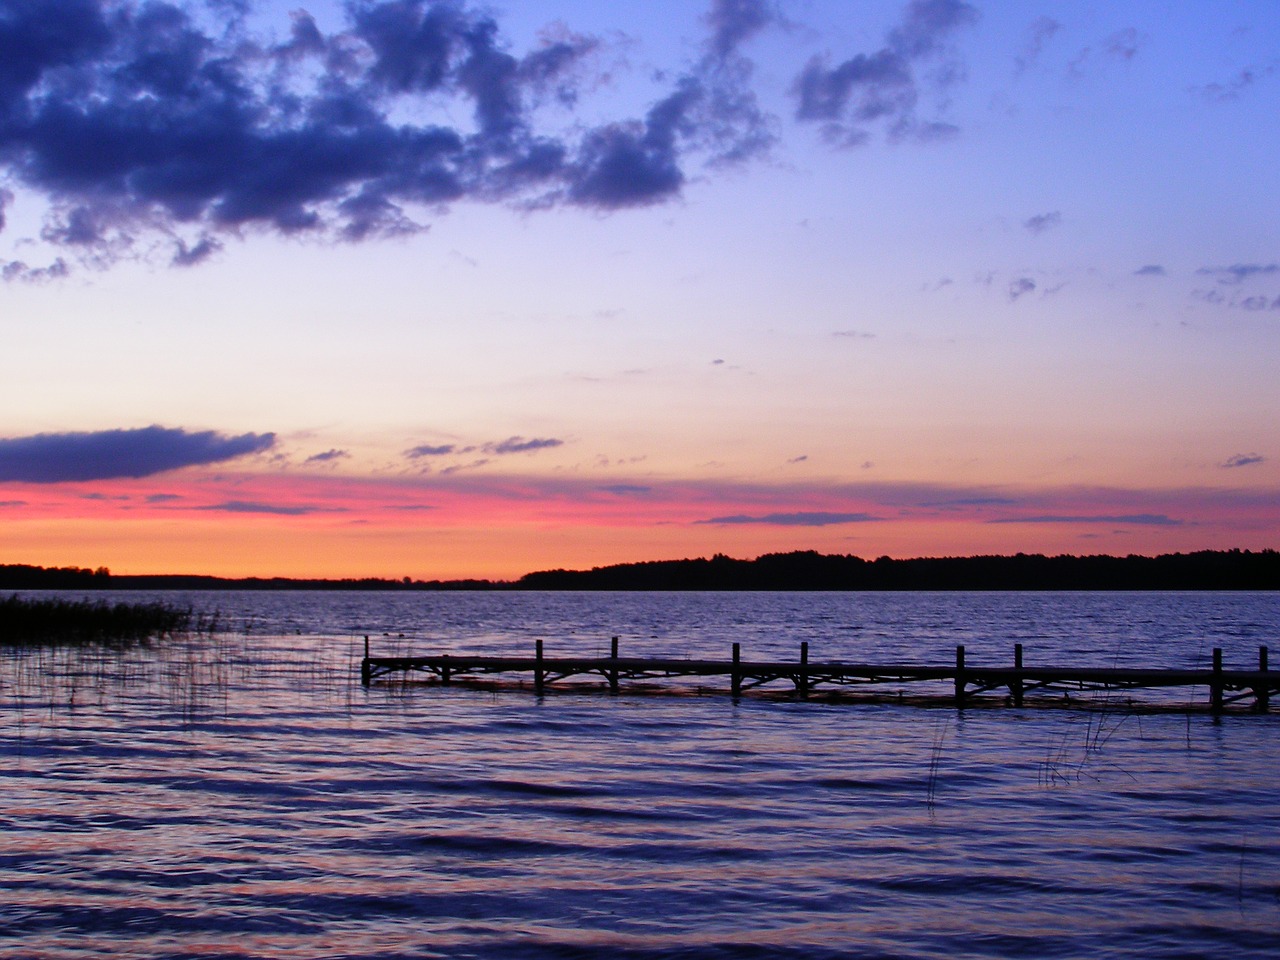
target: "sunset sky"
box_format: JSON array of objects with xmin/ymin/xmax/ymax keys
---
[{"xmin": 1, "ymin": 0, "xmax": 1277, "ymax": 579}]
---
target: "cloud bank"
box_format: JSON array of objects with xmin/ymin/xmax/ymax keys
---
[
  {"xmin": 0, "ymin": 425, "xmax": 275, "ymax": 482},
  {"xmin": 0, "ymin": 0, "xmax": 982, "ymax": 273}
]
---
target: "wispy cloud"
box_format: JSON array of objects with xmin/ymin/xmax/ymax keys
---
[
  {"xmin": 988, "ymin": 514, "xmax": 1182, "ymax": 526},
  {"xmin": 792, "ymin": 0, "xmax": 979, "ymax": 146},
  {"xmin": 1134, "ymin": 264, "xmax": 1166, "ymax": 276},
  {"xmin": 598, "ymin": 484, "xmax": 652, "ymax": 495},
  {"xmin": 0, "ymin": 426, "xmax": 274, "ymax": 483},
  {"xmin": 1023, "ymin": 211, "xmax": 1061, "ymax": 235},
  {"xmin": 304, "ymin": 449, "xmax": 349, "ymax": 465},
  {"xmin": 1222, "ymin": 453, "xmax": 1265, "ymax": 469},
  {"xmin": 197, "ymin": 500, "xmax": 341, "ymax": 516},
  {"xmin": 1196, "ymin": 263, "xmax": 1279, "ymax": 285},
  {"xmin": 1192, "ymin": 65, "xmax": 1275, "ymax": 102},
  {"xmin": 1008, "ymin": 277, "xmax": 1036, "ymax": 301},
  {"xmin": 483, "ymin": 437, "xmax": 564, "ymax": 455},
  {"xmin": 695, "ymin": 511, "xmax": 881, "ymax": 526},
  {"xmin": 406, "ymin": 444, "xmax": 458, "ymax": 459},
  {"xmin": 1014, "ymin": 16, "xmax": 1062, "ymax": 75}
]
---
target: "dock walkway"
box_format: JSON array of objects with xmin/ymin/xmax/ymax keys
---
[{"xmin": 360, "ymin": 639, "xmax": 1278, "ymax": 713}]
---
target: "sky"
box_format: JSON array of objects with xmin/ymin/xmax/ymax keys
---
[{"xmin": 0, "ymin": 0, "xmax": 1277, "ymax": 579}]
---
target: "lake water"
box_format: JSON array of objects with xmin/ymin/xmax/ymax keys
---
[{"xmin": 2, "ymin": 591, "xmax": 1278, "ymax": 959}]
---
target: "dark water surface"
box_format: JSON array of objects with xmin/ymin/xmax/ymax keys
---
[{"xmin": 2, "ymin": 591, "xmax": 1278, "ymax": 958}]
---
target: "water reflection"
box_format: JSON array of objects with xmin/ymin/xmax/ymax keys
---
[{"xmin": 2, "ymin": 594, "xmax": 1278, "ymax": 959}]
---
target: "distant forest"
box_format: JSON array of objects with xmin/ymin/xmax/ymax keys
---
[{"xmin": 2, "ymin": 549, "xmax": 1277, "ymax": 591}]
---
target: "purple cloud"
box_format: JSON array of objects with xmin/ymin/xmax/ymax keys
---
[
  {"xmin": 1134, "ymin": 264, "xmax": 1166, "ymax": 276},
  {"xmin": 0, "ymin": 0, "xmax": 785, "ymax": 266},
  {"xmin": 197, "ymin": 500, "xmax": 336, "ymax": 516},
  {"xmin": 988, "ymin": 514, "xmax": 1182, "ymax": 526},
  {"xmin": 599, "ymin": 484, "xmax": 651, "ymax": 495},
  {"xmin": 695, "ymin": 511, "xmax": 881, "ymax": 526},
  {"xmin": 0, "ymin": 426, "xmax": 275, "ymax": 483},
  {"xmin": 1222, "ymin": 453, "xmax": 1265, "ymax": 469},
  {"xmin": 1023, "ymin": 211, "xmax": 1061, "ymax": 235},
  {"xmin": 406, "ymin": 443, "xmax": 458, "ymax": 458},
  {"xmin": 483, "ymin": 436, "xmax": 564, "ymax": 455},
  {"xmin": 304, "ymin": 449, "xmax": 350, "ymax": 465},
  {"xmin": 1197, "ymin": 263, "xmax": 1279, "ymax": 285},
  {"xmin": 1008, "ymin": 277, "xmax": 1036, "ymax": 301},
  {"xmin": 793, "ymin": 0, "xmax": 978, "ymax": 145}
]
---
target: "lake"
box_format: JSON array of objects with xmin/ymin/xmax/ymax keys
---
[{"xmin": 2, "ymin": 591, "xmax": 1278, "ymax": 958}]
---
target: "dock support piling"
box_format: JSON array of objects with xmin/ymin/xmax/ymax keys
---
[
  {"xmin": 535, "ymin": 639, "xmax": 545, "ymax": 695},
  {"xmin": 1012, "ymin": 643, "xmax": 1024, "ymax": 707},
  {"xmin": 731, "ymin": 642, "xmax": 742, "ymax": 698},
  {"xmin": 1257, "ymin": 646, "xmax": 1269, "ymax": 713},
  {"xmin": 1211, "ymin": 647, "xmax": 1223, "ymax": 715},
  {"xmin": 361, "ymin": 635, "xmax": 371, "ymax": 686},
  {"xmin": 955, "ymin": 645, "xmax": 966, "ymax": 708},
  {"xmin": 441, "ymin": 654, "xmax": 451, "ymax": 685},
  {"xmin": 799, "ymin": 642, "xmax": 809, "ymax": 699},
  {"xmin": 609, "ymin": 636, "xmax": 620, "ymax": 694}
]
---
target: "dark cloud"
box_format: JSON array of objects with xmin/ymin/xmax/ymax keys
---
[
  {"xmin": 1023, "ymin": 210, "xmax": 1061, "ymax": 234},
  {"xmin": 1133, "ymin": 264, "xmax": 1165, "ymax": 276},
  {"xmin": 0, "ymin": 425, "xmax": 275, "ymax": 482},
  {"xmin": 1222, "ymin": 453, "xmax": 1265, "ymax": 469},
  {"xmin": 0, "ymin": 0, "xmax": 785, "ymax": 267},
  {"xmin": 483, "ymin": 436, "xmax": 563, "ymax": 455},
  {"xmin": 1008, "ymin": 277, "xmax": 1036, "ymax": 301},
  {"xmin": 695, "ymin": 511, "xmax": 881, "ymax": 526},
  {"xmin": 793, "ymin": 0, "xmax": 978, "ymax": 145},
  {"xmin": 705, "ymin": 0, "xmax": 772, "ymax": 60},
  {"xmin": 988, "ymin": 514, "xmax": 1182, "ymax": 526},
  {"xmin": 1196, "ymin": 263, "xmax": 1279, "ymax": 284}
]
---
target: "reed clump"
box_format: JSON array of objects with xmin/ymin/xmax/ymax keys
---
[{"xmin": 0, "ymin": 594, "xmax": 194, "ymax": 647}]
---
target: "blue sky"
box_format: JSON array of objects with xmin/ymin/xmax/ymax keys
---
[{"xmin": 0, "ymin": 0, "xmax": 1276, "ymax": 577}]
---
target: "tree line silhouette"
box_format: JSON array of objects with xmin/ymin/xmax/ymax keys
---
[{"xmin": 2, "ymin": 549, "xmax": 1276, "ymax": 591}]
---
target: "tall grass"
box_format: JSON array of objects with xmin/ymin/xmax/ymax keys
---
[{"xmin": 0, "ymin": 594, "xmax": 197, "ymax": 646}]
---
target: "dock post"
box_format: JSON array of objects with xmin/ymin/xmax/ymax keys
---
[
  {"xmin": 798, "ymin": 641, "xmax": 809, "ymax": 699},
  {"xmin": 1012, "ymin": 643, "xmax": 1024, "ymax": 707},
  {"xmin": 731, "ymin": 642, "xmax": 742, "ymax": 698},
  {"xmin": 361, "ymin": 635, "xmax": 371, "ymax": 686},
  {"xmin": 535, "ymin": 639, "xmax": 545, "ymax": 695},
  {"xmin": 955, "ymin": 645, "xmax": 966, "ymax": 708},
  {"xmin": 1211, "ymin": 647, "xmax": 1223, "ymax": 715},
  {"xmin": 441, "ymin": 654, "xmax": 451, "ymax": 686},
  {"xmin": 609, "ymin": 636, "xmax": 620, "ymax": 694},
  {"xmin": 1256, "ymin": 646, "xmax": 1269, "ymax": 713}
]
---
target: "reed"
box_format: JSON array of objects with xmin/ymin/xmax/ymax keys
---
[{"xmin": 0, "ymin": 594, "xmax": 195, "ymax": 646}]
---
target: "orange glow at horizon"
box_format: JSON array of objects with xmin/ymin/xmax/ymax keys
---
[{"xmin": 1, "ymin": 466, "xmax": 1275, "ymax": 580}]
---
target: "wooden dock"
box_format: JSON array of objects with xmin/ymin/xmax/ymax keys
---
[{"xmin": 360, "ymin": 638, "xmax": 1278, "ymax": 714}]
